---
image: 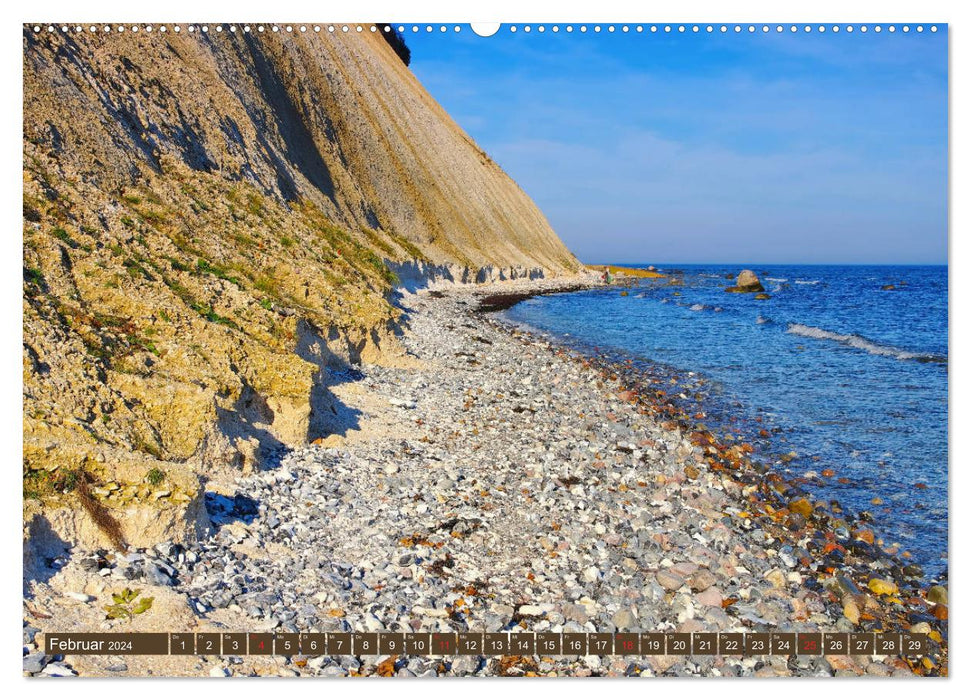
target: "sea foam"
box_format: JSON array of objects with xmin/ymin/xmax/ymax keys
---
[{"xmin": 786, "ymin": 323, "xmax": 945, "ymax": 363}]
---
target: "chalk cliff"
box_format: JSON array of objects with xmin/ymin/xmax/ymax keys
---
[{"xmin": 22, "ymin": 25, "xmax": 581, "ymax": 550}]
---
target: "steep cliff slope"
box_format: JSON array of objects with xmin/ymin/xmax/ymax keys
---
[{"xmin": 22, "ymin": 26, "xmax": 581, "ymax": 550}]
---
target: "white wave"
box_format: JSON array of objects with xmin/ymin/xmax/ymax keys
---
[
  {"xmin": 689, "ymin": 303, "xmax": 705, "ymax": 312},
  {"xmin": 795, "ymin": 279, "xmax": 820, "ymax": 285},
  {"xmin": 786, "ymin": 323, "xmax": 946, "ymax": 363},
  {"xmin": 756, "ymin": 315, "xmax": 770, "ymax": 325},
  {"xmin": 765, "ymin": 277, "xmax": 788, "ymax": 282}
]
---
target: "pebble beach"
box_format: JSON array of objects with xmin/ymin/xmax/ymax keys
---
[{"xmin": 23, "ymin": 279, "xmax": 948, "ymax": 678}]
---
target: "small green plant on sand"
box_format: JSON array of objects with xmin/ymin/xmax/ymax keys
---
[
  {"xmin": 59, "ymin": 469, "xmax": 81, "ymax": 492},
  {"xmin": 104, "ymin": 588, "xmax": 154, "ymax": 621},
  {"xmin": 146, "ymin": 467, "xmax": 165, "ymax": 486}
]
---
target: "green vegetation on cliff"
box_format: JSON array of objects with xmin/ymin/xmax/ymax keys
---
[{"xmin": 22, "ymin": 26, "xmax": 580, "ymax": 549}]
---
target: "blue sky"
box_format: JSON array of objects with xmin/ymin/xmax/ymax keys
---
[{"xmin": 407, "ymin": 26, "xmax": 948, "ymax": 264}]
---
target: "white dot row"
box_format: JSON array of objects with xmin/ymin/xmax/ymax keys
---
[
  {"xmin": 30, "ymin": 24, "xmax": 940, "ymax": 35},
  {"xmin": 32, "ymin": 24, "xmax": 397, "ymax": 34},
  {"xmin": 498, "ymin": 24, "xmax": 938, "ymax": 34}
]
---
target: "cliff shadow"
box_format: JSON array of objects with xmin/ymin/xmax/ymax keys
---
[
  {"xmin": 238, "ymin": 33, "xmax": 337, "ymax": 204},
  {"xmin": 212, "ymin": 322, "xmax": 389, "ymax": 471},
  {"xmin": 295, "ymin": 319, "xmax": 367, "ymax": 442},
  {"xmin": 387, "ymin": 289, "xmax": 416, "ymax": 329},
  {"xmin": 204, "ymin": 492, "xmax": 261, "ymax": 528},
  {"xmin": 214, "ymin": 379, "xmax": 291, "ymax": 472},
  {"xmin": 387, "ymin": 260, "xmax": 460, "ymax": 293},
  {"xmin": 306, "ymin": 367, "xmax": 366, "ymax": 441},
  {"xmin": 23, "ymin": 514, "xmax": 72, "ymax": 597}
]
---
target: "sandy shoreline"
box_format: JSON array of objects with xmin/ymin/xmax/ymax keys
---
[{"xmin": 23, "ymin": 279, "xmax": 947, "ymax": 677}]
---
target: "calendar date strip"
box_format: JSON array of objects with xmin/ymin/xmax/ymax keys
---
[{"xmin": 46, "ymin": 631, "xmax": 927, "ymax": 657}]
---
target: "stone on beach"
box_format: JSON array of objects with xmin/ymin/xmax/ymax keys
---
[
  {"xmin": 867, "ymin": 578, "xmax": 898, "ymax": 596},
  {"xmin": 695, "ymin": 587, "xmax": 723, "ymax": 607},
  {"xmin": 611, "ymin": 609, "xmax": 637, "ymax": 630},
  {"xmin": 688, "ymin": 570, "xmax": 716, "ymax": 593},
  {"xmin": 655, "ymin": 570, "xmax": 686, "ymax": 592},
  {"xmin": 23, "ymin": 652, "xmax": 47, "ymax": 674},
  {"xmin": 842, "ymin": 600, "xmax": 861, "ymax": 625}
]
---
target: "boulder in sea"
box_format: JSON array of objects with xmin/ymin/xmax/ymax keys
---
[
  {"xmin": 725, "ymin": 269, "xmax": 765, "ymax": 293},
  {"xmin": 754, "ymin": 293, "xmax": 771, "ymax": 300},
  {"xmin": 881, "ymin": 284, "xmax": 896, "ymax": 291}
]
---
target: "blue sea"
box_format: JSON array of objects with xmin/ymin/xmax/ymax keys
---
[{"xmin": 503, "ymin": 265, "xmax": 948, "ymax": 575}]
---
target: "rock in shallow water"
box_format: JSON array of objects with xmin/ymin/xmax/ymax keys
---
[
  {"xmin": 787, "ymin": 497, "xmax": 813, "ymax": 518},
  {"xmin": 927, "ymin": 585, "xmax": 947, "ymax": 604},
  {"xmin": 725, "ymin": 270, "xmax": 765, "ymax": 293}
]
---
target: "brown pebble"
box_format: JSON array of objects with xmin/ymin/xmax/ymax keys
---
[
  {"xmin": 788, "ymin": 497, "xmax": 813, "ymax": 518},
  {"xmin": 655, "ymin": 570, "xmax": 685, "ymax": 591},
  {"xmin": 842, "ymin": 600, "xmax": 861, "ymax": 625},
  {"xmin": 688, "ymin": 570, "xmax": 716, "ymax": 593}
]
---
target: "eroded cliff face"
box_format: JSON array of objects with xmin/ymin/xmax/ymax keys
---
[{"xmin": 22, "ymin": 26, "xmax": 581, "ymax": 551}]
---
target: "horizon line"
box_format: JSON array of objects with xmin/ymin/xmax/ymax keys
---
[{"xmin": 585, "ymin": 261, "xmax": 949, "ymax": 267}]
